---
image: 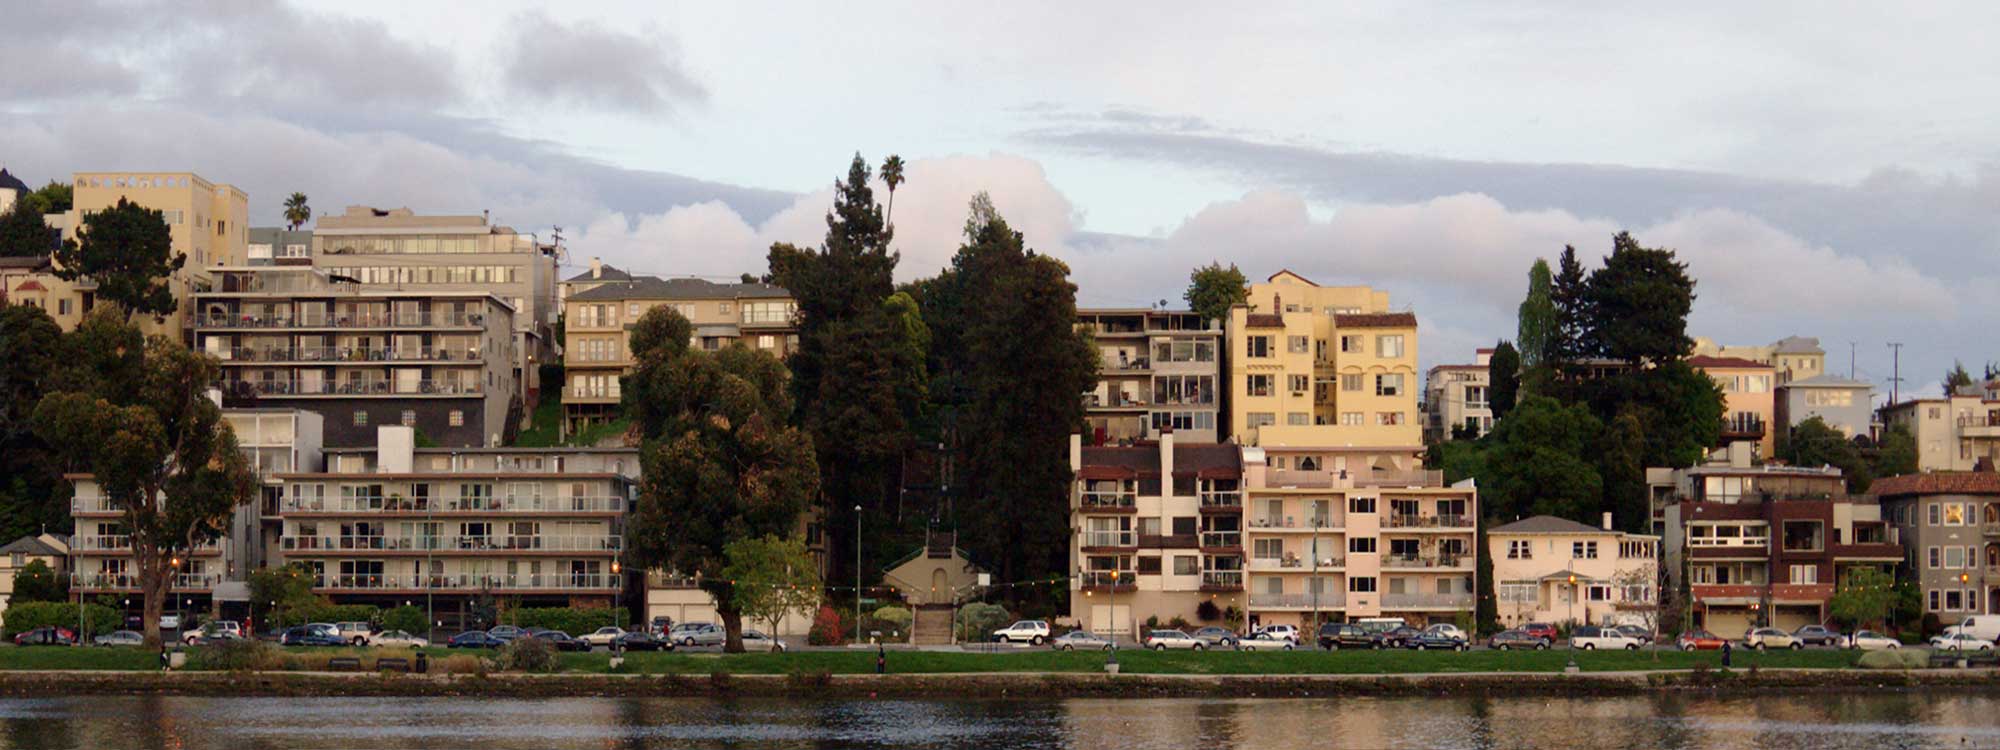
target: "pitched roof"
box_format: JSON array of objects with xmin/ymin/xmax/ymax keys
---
[
  {"xmin": 0, "ymin": 535, "xmax": 63, "ymax": 557},
  {"xmin": 0, "ymin": 256, "xmax": 53, "ymax": 271},
  {"xmin": 1687, "ymin": 355, "xmax": 1770, "ymax": 369},
  {"xmin": 1335, "ymin": 312, "xmax": 1417, "ymax": 329},
  {"xmin": 1783, "ymin": 373, "xmax": 1873, "ymax": 389},
  {"xmin": 1870, "ymin": 472, "xmax": 2000, "ymax": 498},
  {"xmin": 1079, "ymin": 442, "xmax": 1242, "ymax": 479},
  {"xmin": 0, "ymin": 168, "xmax": 28, "ymax": 195},
  {"xmin": 1244, "ymin": 313, "xmax": 1285, "ymax": 328},
  {"xmin": 1772, "ymin": 336, "xmax": 1823, "ymax": 355},
  {"xmin": 565, "ymin": 276, "xmax": 790, "ymax": 302},
  {"xmin": 564, "ymin": 264, "xmax": 636, "ymax": 283},
  {"xmin": 1490, "ymin": 515, "xmax": 1609, "ymax": 535}
]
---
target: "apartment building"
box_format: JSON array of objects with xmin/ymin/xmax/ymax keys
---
[
  {"xmin": 1067, "ymin": 433, "xmax": 1244, "ymax": 637},
  {"xmin": 1423, "ymin": 348, "xmax": 1493, "ymax": 444},
  {"xmin": 1690, "ymin": 355, "xmax": 1776, "ymax": 459},
  {"xmin": 1079, "ymin": 308, "xmax": 1224, "ymax": 444},
  {"xmin": 271, "ymin": 426, "xmax": 637, "ymax": 626},
  {"xmin": 561, "ymin": 276, "xmax": 797, "ymax": 431},
  {"xmin": 228, "ymin": 408, "xmax": 326, "ymax": 572},
  {"xmin": 312, "ymin": 206, "xmax": 558, "ymax": 404},
  {"xmin": 1226, "ymin": 271, "xmax": 1420, "ymax": 449},
  {"xmin": 1876, "ymin": 471, "xmax": 2000, "ymax": 617},
  {"xmin": 1490, "ymin": 514, "xmax": 1658, "ymax": 628},
  {"xmin": 1775, "ymin": 374, "xmax": 1875, "ymax": 439},
  {"xmin": 194, "ymin": 266, "xmax": 518, "ymax": 448},
  {"xmin": 247, "ymin": 227, "xmax": 313, "ymax": 266},
  {"xmin": 1693, "ymin": 335, "xmax": 1826, "ymax": 385},
  {"xmin": 1659, "ymin": 443, "xmax": 1901, "ymax": 634},
  {"xmin": 557, "ymin": 258, "xmax": 636, "ymax": 317},
  {"xmin": 1239, "ymin": 445, "xmax": 1476, "ymax": 630},
  {"xmin": 1879, "ymin": 383, "xmax": 2000, "ymax": 472}
]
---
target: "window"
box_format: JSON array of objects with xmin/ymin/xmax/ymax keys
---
[
  {"xmin": 1930, "ymin": 503, "xmax": 1942, "ymax": 526},
  {"xmin": 1945, "ymin": 546, "xmax": 1966, "ymax": 569},
  {"xmin": 1507, "ymin": 540, "xmax": 1532, "ymax": 559},
  {"xmin": 1341, "ymin": 374, "xmax": 1362, "ymax": 391},
  {"xmin": 1929, "ymin": 546, "xmax": 1941, "ymax": 569},
  {"xmin": 1388, "ymin": 539, "xmax": 1419, "ymax": 558},
  {"xmin": 58, "ymin": 298, "xmax": 72, "ymax": 316},
  {"xmin": 1499, "ymin": 583, "xmax": 1537, "ymax": 603},
  {"xmin": 1587, "ymin": 585, "xmax": 1611, "ymax": 602},
  {"xmin": 1248, "ymin": 375, "xmax": 1273, "ymax": 397},
  {"xmin": 1173, "ymin": 556, "xmax": 1199, "ymax": 575},
  {"xmin": 1348, "ymin": 537, "xmax": 1377, "ymax": 554},
  {"xmin": 1572, "ymin": 541, "xmax": 1598, "ymax": 559},
  {"xmin": 1375, "ymin": 373, "xmax": 1405, "ymax": 396},
  {"xmin": 1287, "ymin": 412, "xmax": 1311, "ymax": 426},
  {"xmin": 719, "ymin": 302, "xmax": 732, "ymax": 314},
  {"xmin": 1340, "ymin": 335, "xmax": 1362, "ymax": 353},
  {"xmin": 1349, "ymin": 497, "xmax": 1375, "ymax": 514},
  {"xmin": 1137, "ymin": 556, "xmax": 1162, "ymax": 575},
  {"xmin": 353, "ymin": 411, "xmax": 367, "ymax": 426},
  {"xmin": 1247, "ymin": 336, "xmax": 1272, "ymax": 358},
  {"xmin": 758, "ymin": 335, "xmax": 777, "ymax": 350},
  {"xmin": 1288, "ymin": 336, "xmax": 1309, "ymax": 353},
  {"xmin": 1929, "ymin": 590, "xmax": 1940, "ymax": 612},
  {"xmin": 1463, "ymin": 385, "xmax": 1487, "ymax": 410},
  {"xmin": 1377, "ymin": 412, "xmax": 1404, "ymax": 426},
  {"xmin": 1340, "ymin": 412, "xmax": 1363, "ymax": 425},
  {"xmin": 1376, "ymin": 335, "xmax": 1405, "ymax": 358},
  {"xmin": 1947, "ymin": 590, "xmax": 1964, "ymax": 611},
  {"xmin": 1348, "ymin": 576, "xmax": 1377, "ymax": 593},
  {"xmin": 1945, "ymin": 504, "xmax": 1966, "ymax": 525},
  {"xmin": 1788, "ymin": 564, "xmax": 1817, "ymax": 584},
  {"xmin": 1289, "ymin": 374, "xmax": 1310, "ymax": 393},
  {"xmin": 1253, "ymin": 539, "xmax": 1283, "ymax": 559},
  {"xmin": 448, "ymin": 410, "xmax": 464, "ymax": 427}
]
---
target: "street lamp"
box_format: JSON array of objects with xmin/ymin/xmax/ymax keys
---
[
  {"xmin": 611, "ymin": 560, "xmax": 623, "ymax": 629},
  {"xmin": 854, "ymin": 505, "xmax": 863, "ymax": 644},
  {"xmin": 1565, "ymin": 564, "xmax": 1578, "ymax": 671}
]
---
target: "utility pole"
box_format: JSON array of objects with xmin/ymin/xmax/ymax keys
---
[
  {"xmin": 1888, "ymin": 342, "xmax": 1905, "ymax": 403},
  {"xmin": 1849, "ymin": 341, "xmax": 1857, "ymax": 380}
]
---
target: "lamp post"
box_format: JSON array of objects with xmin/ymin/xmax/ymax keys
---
[
  {"xmin": 854, "ymin": 504, "xmax": 863, "ymax": 644},
  {"xmin": 425, "ymin": 490, "xmax": 435, "ymax": 645},
  {"xmin": 1565, "ymin": 562, "xmax": 1578, "ymax": 671},
  {"xmin": 612, "ymin": 560, "xmax": 623, "ymax": 629},
  {"xmin": 169, "ymin": 556, "xmax": 181, "ymax": 637}
]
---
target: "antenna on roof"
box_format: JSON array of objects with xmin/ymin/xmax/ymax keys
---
[{"xmin": 1887, "ymin": 342, "xmax": 1904, "ymax": 402}]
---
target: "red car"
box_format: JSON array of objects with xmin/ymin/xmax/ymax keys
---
[
  {"xmin": 1676, "ymin": 629, "xmax": 1726, "ymax": 651},
  {"xmin": 13, "ymin": 626, "xmax": 76, "ymax": 646},
  {"xmin": 1521, "ymin": 622, "xmax": 1558, "ymax": 642}
]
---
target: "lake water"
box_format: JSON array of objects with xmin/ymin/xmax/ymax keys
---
[{"xmin": 0, "ymin": 693, "xmax": 1996, "ymax": 748}]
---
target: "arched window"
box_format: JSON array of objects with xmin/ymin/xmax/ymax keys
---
[{"xmin": 1985, "ymin": 504, "xmax": 1999, "ymax": 525}]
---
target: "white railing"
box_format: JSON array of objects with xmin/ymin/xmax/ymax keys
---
[
  {"xmin": 1380, "ymin": 592, "xmax": 1474, "ymax": 609},
  {"xmin": 1248, "ymin": 592, "xmax": 1344, "ymax": 609},
  {"xmin": 72, "ymin": 573, "xmax": 223, "ymax": 590},
  {"xmin": 1079, "ymin": 491, "xmax": 1136, "ymax": 510},
  {"xmin": 1081, "ymin": 531, "xmax": 1136, "ymax": 547},
  {"xmin": 198, "ymin": 312, "xmax": 487, "ymax": 329},
  {"xmin": 1200, "ymin": 531, "xmax": 1241, "ymax": 548},
  {"xmin": 279, "ymin": 535, "xmax": 621, "ymax": 552},
  {"xmin": 1201, "ymin": 571, "xmax": 1244, "ymax": 588},
  {"xmin": 1199, "ymin": 491, "xmax": 1242, "ymax": 508},
  {"xmin": 314, "ymin": 574, "xmax": 619, "ymax": 591},
  {"xmin": 1689, "ymin": 535, "xmax": 1770, "ymax": 548},
  {"xmin": 1077, "ymin": 571, "xmax": 1135, "ymax": 587},
  {"xmin": 227, "ymin": 378, "xmax": 483, "ymax": 397},
  {"xmin": 71, "ymin": 495, "xmax": 120, "ymax": 514},
  {"xmin": 1382, "ymin": 554, "xmax": 1469, "ymax": 569},
  {"xmin": 283, "ymin": 495, "xmax": 626, "ymax": 514},
  {"xmin": 72, "ymin": 536, "xmax": 221, "ymax": 553}
]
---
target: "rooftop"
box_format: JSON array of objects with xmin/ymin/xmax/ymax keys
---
[
  {"xmin": 1490, "ymin": 515, "xmax": 1612, "ymax": 535},
  {"xmin": 1870, "ymin": 472, "xmax": 2000, "ymax": 498},
  {"xmin": 566, "ymin": 276, "xmax": 790, "ymax": 302},
  {"xmin": 1687, "ymin": 355, "xmax": 1771, "ymax": 369},
  {"xmin": 0, "ymin": 168, "xmax": 28, "ymax": 195},
  {"xmin": 1335, "ymin": 312, "xmax": 1417, "ymax": 329},
  {"xmin": 1772, "ymin": 336, "xmax": 1823, "ymax": 355},
  {"xmin": 1078, "ymin": 441, "xmax": 1242, "ymax": 480},
  {"xmin": 1783, "ymin": 373, "xmax": 1874, "ymax": 389}
]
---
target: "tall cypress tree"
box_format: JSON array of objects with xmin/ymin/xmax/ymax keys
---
[{"xmin": 1516, "ymin": 259, "xmax": 1557, "ymax": 370}]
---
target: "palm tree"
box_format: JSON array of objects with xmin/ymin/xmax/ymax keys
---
[
  {"xmin": 879, "ymin": 155, "xmax": 905, "ymax": 227},
  {"xmin": 283, "ymin": 193, "xmax": 312, "ymax": 231}
]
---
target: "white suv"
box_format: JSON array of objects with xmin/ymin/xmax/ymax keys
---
[
  {"xmin": 1569, "ymin": 626, "xmax": 1642, "ymax": 650},
  {"xmin": 992, "ymin": 620, "xmax": 1051, "ymax": 645},
  {"xmin": 334, "ymin": 621, "xmax": 374, "ymax": 646},
  {"xmin": 1254, "ymin": 624, "xmax": 1300, "ymax": 644}
]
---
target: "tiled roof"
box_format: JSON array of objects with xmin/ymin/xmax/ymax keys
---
[
  {"xmin": 1244, "ymin": 313, "xmax": 1284, "ymax": 328},
  {"xmin": 1334, "ymin": 312, "xmax": 1416, "ymax": 329},
  {"xmin": 1079, "ymin": 442, "xmax": 1242, "ymax": 478},
  {"xmin": 1687, "ymin": 355, "xmax": 1769, "ymax": 369},
  {"xmin": 0, "ymin": 535, "xmax": 63, "ymax": 557},
  {"xmin": 1870, "ymin": 472, "xmax": 2000, "ymax": 498},
  {"xmin": 566, "ymin": 276, "xmax": 790, "ymax": 302},
  {"xmin": 1490, "ymin": 515, "xmax": 1609, "ymax": 535}
]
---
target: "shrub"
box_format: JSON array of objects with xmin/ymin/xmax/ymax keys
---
[
  {"xmin": 872, "ymin": 606, "xmax": 912, "ymax": 630},
  {"xmin": 1196, "ymin": 600, "xmax": 1222, "ymax": 622},
  {"xmin": 954, "ymin": 603, "xmax": 1012, "ymax": 642},
  {"xmin": 1166, "ymin": 616, "xmax": 1190, "ymax": 631},
  {"xmin": 807, "ymin": 605, "xmax": 846, "ymax": 646},
  {"xmin": 9, "ymin": 560, "xmax": 65, "ymax": 604},
  {"xmin": 1143, "ymin": 615, "xmax": 1161, "ymax": 631},
  {"xmin": 437, "ymin": 655, "xmax": 486, "ymax": 675},
  {"xmin": 381, "ymin": 606, "xmax": 429, "ymax": 636},
  {"xmin": 498, "ymin": 636, "xmax": 558, "ymax": 672},
  {"xmin": 187, "ymin": 639, "xmax": 279, "ymax": 671},
  {"xmin": 2, "ymin": 601, "xmax": 120, "ymax": 638},
  {"xmin": 509, "ymin": 606, "xmax": 620, "ymax": 636},
  {"xmin": 1857, "ymin": 649, "xmax": 1925, "ymax": 670}
]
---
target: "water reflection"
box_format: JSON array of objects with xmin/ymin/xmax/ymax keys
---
[{"xmin": 0, "ymin": 693, "xmax": 1992, "ymax": 749}]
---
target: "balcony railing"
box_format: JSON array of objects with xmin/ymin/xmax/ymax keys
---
[
  {"xmin": 1721, "ymin": 414, "xmax": 1767, "ymax": 437},
  {"xmin": 72, "ymin": 573, "xmax": 223, "ymax": 590},
  {"xmin": 225, "ymin": 378, "xmax": 483, "ymax": 397},
  {"xmin": 283, "ymin": 495, "xmax": 626, "ymax": 514},
  {"xmin": 1957, "ymin": 415, "xmax": 2000, "ymax": 429},
  {"xmin": 1200, "ymin": 531, "xmax": 1242, "ymax": 549},
  {"xmin": 1200, "ymin": 571, "xmax": 1244, "ymax": 588},
  {"xmin": 1248, "ymin": 592, "xmax": 1345, "ymax": 609},
  {"xmin": 1081, "ymin": 531, "xmax": 1136, "ymax": 548},
  {"xmin": 72, "ymin": 495, "xmax": 121, "ymax": 514},
  {"xmin": 1263, "ymin": 468, "xmax": 1445, "ymax": 489},
  {"xmin": 1077, "ymin": 571, "xmax": 1136, "ymax": 588},
  {"xmin": 221, "ymin": 346, "xmax": 482, "ymax": 363},
  {"xmin": 1689, "ymin": 535, "xmax": 1770, "ymax": 548},
  {"xmin": 1382, "ymin": 553, "xmax": 1467, "ymax": 569},
  {"xmin": 1249, "ymin": 515, "xmax": 1339, "ymax": 530},
  {"xmin": 566, "ymin": 386, "xmax": 621, "ymax": 400},
  {"xmin": 198, "ymin": 312, "xmax": 487, "ymax": 329},
  {"xmin": 279, "ymin": 535, "xmax": 622, "ymax": 552},
  {"xmin": 1137, "ymin": 533, "xmax": 1198, "ymax": 548},
  {"xmin": 1079, "ymin": 491, "xmax": 1137, "ymax": 510},
  {"xmin": 313, "ymin": 573, "xmax": 619, "ymax": 591},
  {"xmin": 72, "ymin": 536, "xmax": 221, "ymax": 553},
  {"xmin": 1380, "ymin": 592, "xmax": 1474, "ymax": 609},
  {"xmin": 1385, "ymin": 514, "xmax": 1473, "ymax": 529},
  {"xmin": 1199, "ymin": 491, "xmax": 1243, "ymax": 509}
]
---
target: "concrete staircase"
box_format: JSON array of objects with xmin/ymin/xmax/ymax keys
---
[{"xmin": 912, "ymin": 605, "xmax": 955, "ymax": 646}]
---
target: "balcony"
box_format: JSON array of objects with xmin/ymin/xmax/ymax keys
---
[
  {"xmin": 282, "ymin": 495, "xmax": 626, "ymax": 515},
  {"xmin": 279, "ymin": 535, "xmax": 622, "ymax": 554},
  {"xmin": 1080, "ymin": 530, "xmax": 1137, "ymax": 550},
  {"xmin": 1381, "ymin": 553, "xmax": 1469, "ymax": 570},
  {"xmin": 1720, "ymin": 414, "xmax": 1767, "ymax": 440},
  {"xmin": 1688, "ymin": 534, "xmax": 1770, "ymax": 549},
  {"xmin": 1380, "ymin": 592, "xmax": 1474, "ymax": 610},
  {"xmin": 1078, "ymin": 571, "xmax": 1136, "ymax": 592},
  {"xmin": 1247, "ymin": 592, "xmax": 1345, "ymax": 610},
  {"xmin": 1192, "ymin": 576, "xmax": 1240, "ymax": 592},
  {"xmin": 197, "ymin": 312, "xmax": 488, "ymax": 330},
  {"xmin": 224, "ymin": 378, "xmax": 483, "ymax": 398},
  {"xmin": 1199, "ymin": 491, "xmax": 1242, "ymax": 512},
  {"xmin": 313, "ymin": 573, "xmax": 619, "ymax": 592},
  {"xmin": 73, "ymin": 536, "xmax": 222, "ymax": 555},
  {"xmin": 1249, "ymin": 555, "xmax": 1343, "ymax": 572},
  {"xmin": 1249, "ymin": 515, "xmax": 1341, "ymax": 531},
  {"xmin": 1137, "ymin": 533, "xmax": 1198, "ymax": 549},
  {"xmin": 71, "ymin": 495, "xmax": 122, "ymax": 515},
  {"xmin": 1199, "ymin": 531, "xmax": 1242, "ymax": 551},
  {"xmin": 1961, "ymin": 414, "xmax": 2000, "ymax": 437},
  {"xmin": 72, "ymin": 573, "xmax": 223, "ymax": 591},
  {"xmin": 566, "ymin": 385, "xmax": 622, "ymax": 402},
  {"xmin": 1079, "ymin": 490, "xmax": 1137, "ymax": 513},
  {"xmin": 218, "ymin": 346, "xmax": 482, "ymax": 364},
  {"xmin": 1384, "ymin": 514, "xmax": 1473, "ymax": 530},
  {"xmin": 1262, "ymin": 468, "xmax": 1445, "ymax": 489}
]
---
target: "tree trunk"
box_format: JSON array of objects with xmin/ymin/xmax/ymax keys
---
[
  {"xmin": 719, "ymin": 606, "xmax": 745, "ymax": 653},
  {"xmin": 138, "ymin": 546, "xmax": 167, "ymax": 647}
]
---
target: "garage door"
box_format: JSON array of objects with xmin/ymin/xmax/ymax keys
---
[
  {"xmin": 1772, "ymin": 606, "xmax": 1819, "ymax": 632},
  {"xmin": 1089, "ymin": 604, "xmax": 1131, "ymax": 638},
  {"xmin": 1703, "ymin": 609, "xmax": 1753, "ymax": 638}
]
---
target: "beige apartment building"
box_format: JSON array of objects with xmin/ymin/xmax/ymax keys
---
[
  {"xmin": 313, "ymin": 206, "xmax": 558, "ymax": 406},
  {"xmin": 1067, "ymin": 433, "xmax": 1244, "ymax": 637},
  {"xmin": 194, "ymin": 266, "xmax": 518, "ymax": 448},
  {"xmin": 272, "ymin": 426, "xmax": 637, "ymax": 627},
  {"xmin": 4, "ymin": 172, "xmax": 248, "ymax": 334},
  {"xmin": 1226, "ymin": 271, "xmax": 1421, "ymax": 450},
  {"xmin": 1690, "ymin": 355, "xmax": 1776, "ymax": 459},
  {"xmin": 1079, "ymin": 308, "xmax": 1224, "ymax": 444},
  {"xmin": 1880, "ymin": 381, "xmax": 2000, "ymax": 472},
  {"xmin": 1490, "ymin": 515, "xmax": 1658, "ymax": 628},
  {"xmin": 1693, "ymin": 335, "xmax": 1826, "ymax": 385},
  {"xmin": 1423, "ymin": 348, "xmax": 1493, "ymax": 444},
  {"xmin": 557, "ymin": 258, "xmax": 637, "ymax": 317},
  {"xmin": 561, "ymin": 276, "xmax": 797, "ymax": 431}
]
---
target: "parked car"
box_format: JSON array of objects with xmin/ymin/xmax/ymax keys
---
[
  {"xmin": 94, "ymin": 630, "xmax": 144, "ymax": 647},
  {"xmin": 366, "ymin": 630, "xmax": 429, "ymax": 648},
  {"xmin": 487, "ymin": 625, "xmax": 529, "ymax": 643},
  {"xmin": 1521, "ymin": 622, "xmax": 1559, "ymax": 642},
  {"xmin": 1051, "ymin": 630, "xmax": 1114, "ymax": 651},
  {"xmin": 1403, "ymin": 631, "xmax": 1468, "ymax": 651},
  {"xmin": 581, "ymin": 627, "xmax": 627, "ymax": 648},
  {"xmin": 333, "ymin": 621, "xmax": 374, "ymax": 646},
  {"xmin": 1788, "ymin": 624, "xmax": 1840, "ymax": 647},
  {"xmin": 1254, "ymin": 624, "xmax": 1300, "ymax": 644},
  {"xmin": 13, "ymin": 626, "xmax": 75, "ymax": 646},
  {"xmin": 158, "ymin": 614, "xmax": 182, "ymax": 631},
  {"xmin": 613, "ymin": 632, "xmax": 672, "ymax": 651},
  {"xmin": 1378, "ymin": 626, "xmax": 1423, "ymax": 649},
  {"xmin": 1424, "ymin": 623, "xmax": 1468, "ymax": 641},
  {"xmin": 448, "ymin": 631, "xmax": 505, "ymax": 649},
  {"xmin": 1569, "ymin": 626, "xmax": 1642, "ymax": 650},
  {"xmin": 191, "ymin": 632, "xmax": 244, "ymax": 646},
  {"xmin": 1942, "ymin": 615, "xmax": 2000, "ymax": 642},
  {"xmin": 1746, "ymin": 627, "xmax": 1803, "ymax": 651},
  {"xmin": 531, "ymin": 630, "xmax": 590, "ymax": 652},
  {"xmin": 992, "ymin": 620, "xmax": 1052, "ymax": 645},
  {"xmin": 1354, "ymin": 617, "xmax": 1407, "ymax": 635},
  {"xmin": 740, "ymin": 630, "xmax": 788, "ymax": 652},
  {"xmin": 1676, "ymin": 629, "xmax": 1726, "ymax": 651},
  {"xmin": 649, "ymin": 616, "xmax": 673, "ymax": 636},
  {"xmin": 182, "ymin": 620, "xmax": 245, "ymax": 645},
  {"xmin": 673, "ymin": 623, "xmax": 726, "ymax": 647},
  {"xmin": 1190, "ymin": 626, "xmax": 1239, "ymax": 648},
  {"xmin": 1930, "ymin": 632, "xmax": 1995, "ymax": 652},
  {"xmin": 1488, "ymin": 629, "xmax": 1549, "ymax": 651},
  {"xmin": 1845, "ymin": 630, "xmax": 1900, "ymax": 650},
  {"xmin": 1612, "ymin": 625, "xmax": 1654, "ymax": 645},
  {"xmin": 1145, "ymin": 630, "xmax": 1206, "ymax": 650},
  {"xmin": 280, "ymin": 626, "xmax": 344, "ymax": 647},
  {"xmin": 1238, "ymin": 631, "xmax": 1296, "ymax": 651},
  {"xmin": 1318, "ymin": 623, "xmax": 1382, "ymax": 650}
]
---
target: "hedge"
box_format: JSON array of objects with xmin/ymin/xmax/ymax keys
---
[
  {"xmin": 505, "ymin": 607, "xmax": 620, "ymax": 636},
  {"xmin": 278, "ymin": 603, "xmax": 380, "ymax": 628},
  {"xmin": 3, "ymin": 602, "xmax": 121, "ymax": 638},
  {"xmin": 381, "ymin": 605, "xmax": 430, "ymax": 635}
]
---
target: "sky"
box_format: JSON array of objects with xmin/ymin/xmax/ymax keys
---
[{"xmin": 3, "ymin": 0, "xmax": 1995, "ymax": 400}]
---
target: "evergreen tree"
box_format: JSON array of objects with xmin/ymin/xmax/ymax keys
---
[
  {"xmin": 1874, "ymin": 424, "xmax": 1918, "ymax": 478},
  {"xmin": 1516, "ymin": 259, "xmax": 1557, "ymax": 369},
  {"xmin": 1945, "ymin": 361, "xmax": 1975, "ymax": 394},
  {"xmin": 1184, "ymin": 261, "xmax": 1249, "ymax": 325},
  {"xmin": 1585, "ymin": 232, "xmax": 1696, "ymax": 366},
  {"xmin": 1479, "ymin": 395, "xmax": 1604, "ymax": 523},
  {"xmin": 9, "ymin": 559, "xmax": 63, "ymax": 604},
  {"xmin": 1600, "ymin": 411, "xmax": 1648, "ymax": 534},
  {"xmin": 0, "ymin": 305, "xmax": 65, "ymax": 539},
  {"xmin": 1550, "ymin": 245, "xmax": 1592, "ymax": 366},
  {"xmin": 51, "ymin": 198, "xmax": 183, "ymax": 318},
  {"xmin": 1779, "ymin": 417, "xmax": 1872, "ymax": 493},
  {"xmin": 0, "ymin": 198, "xmax": 55, "ymax": 257},
  {"xmin": 1487, "ymin": 341, "xmax": 1520, "ymax": 420}
]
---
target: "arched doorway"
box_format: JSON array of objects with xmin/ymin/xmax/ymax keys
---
[{"xmin": 930, "ymin": 568, "xmax": 948, "ymax": 605}]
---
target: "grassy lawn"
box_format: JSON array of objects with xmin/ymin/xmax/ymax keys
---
[
  {"xmin": 567, "ymin": 647, "xmax": 1860, "ymax": 675},
  {"xmin": 0, "ymin": 647, "xmax": 162, "ymax": 671},
  {"xmin": 511, "ymin": 395, "xmax": 566, "ymax": 447}
]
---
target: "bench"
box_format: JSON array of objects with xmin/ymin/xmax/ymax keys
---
[
  {"xmin": 327, "ymin": 657, "xmax": 363, "ymax": 671},
  {"xmin": 1927, "ymin": 650, "xmax": 2000, "ymax": 668},
  {"xmin": 375, "ymin": 657, "xmax": 411, "ymax": 673}
]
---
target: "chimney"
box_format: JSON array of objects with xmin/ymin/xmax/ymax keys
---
[
  {"xmin": 1273, "ymin": 293, "xmax": 1282, "ymax": 312},
  {"xmin": 590, "ymin": 256, "xmax": 603, "ymax": 279},
  {"xmin": 1602, "ymin": 512, "xmax": 1613, "ymax": 531}
]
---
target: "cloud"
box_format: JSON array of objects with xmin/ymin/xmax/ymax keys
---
[{"xmin": 501, "ymin": 12, "xmax": 706, "ymax": 116}]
